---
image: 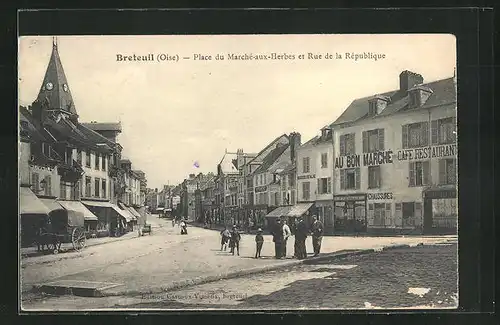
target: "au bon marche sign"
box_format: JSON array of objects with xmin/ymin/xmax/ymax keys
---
[{"xmin": 334, "ymin": 144, "xmax": 456, "ymax": 169}]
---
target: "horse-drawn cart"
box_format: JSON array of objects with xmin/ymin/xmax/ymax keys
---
[{"xmin": 37, "ymin": 210, "xmax": 87, "ymax": 254}]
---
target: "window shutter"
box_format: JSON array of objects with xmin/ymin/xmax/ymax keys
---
[
  {"xmin": 414, "ymin": 202, "xmax": 423, "ymax": 227},
  {"xmin": 362, "ymin": 131, "xmax": 368, "ymax": 153},
  {"xmin": 451, "ymin": 116, "xmax": 457, "ymax": 142},
  {"xmin": 45, "ymin": 176, "xmax": 51, "ymax": 196},
  {"xmin": 422, "ymin": 161, "xmax": 430, "ymax": 186},
  {"xmin": 409, "ymin": 162, "xmax": 415, "ymax": 187},
  {"xmin": 317, "ymin": 179, "xmax": 321, "ymax": 195},
  {"xmin": 355, "ymin": 168, "xmax": 361, "ymax": 190},
  {"xmin": 402, "ymin": 125, "xmax": 409, "ymax": 149},
  {"xmin": 395, "ymin": 203, "xmax": 402, "ymax": 227},
  {"xmin": 327, "ymin": 177, "xmax": 332, "ymax": 194},
  {"xmin": 340, "ymin": 170, "xmax": 345, "ymax": 190},
  {"xmin": 439, "ymin": 159, "xmax": 446, "ymax": 184},
  {"xmin": 351, "ymin": 134, "xmax": 356, "ymax": 154},
  {"xmin": 378, "ymin": 129, "xmax": 385, "ymax": 151},
  {"xmin": 340, "ymin": 135, "xmax": 345, "ymax": 156},
  {"xmin": 377, "ymin": 166, "xmax": 382, "ymax": 188},
  {"xmin": 431, "ymin": 120, "xmax": 439, "ymax": 145},
  {"xmin": 367, "ymin": 203, "xmax": 374, "ymax": 226},
  {"xmin": 421, "ymin": 121, "xmax": 429, "ymax": 146},
  {"xmin": 385, "ymin": 203, "xmax": 392, "ymax": 226},
  {"xmin": 32, "ymin": 173, "xmax": 39, "ymax": 192}
]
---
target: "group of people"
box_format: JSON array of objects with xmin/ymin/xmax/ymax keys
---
[
  {"xmin": 218, "ymin": 215, "xmax": 324, "ymax": 260},
  {"xmin": 220, "ymin": 225, "xmax": 242, "ymax": 255}
]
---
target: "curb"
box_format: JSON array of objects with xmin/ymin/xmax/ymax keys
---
[{"xmin": 381, "ymin": 244, "xmax": 411, "ymax": 251}]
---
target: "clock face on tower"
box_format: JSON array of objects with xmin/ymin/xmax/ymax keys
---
[
  {"xmin": 45, "ymin": 82, "xmax": 53, "ymax": 90},
  {"xmin": 63, "ymin": 84, "xmax": 68, "ymax": 92}
]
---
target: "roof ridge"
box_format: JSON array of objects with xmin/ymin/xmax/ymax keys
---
[{"xmin": 78, "ymin": 123, "xmax": 116, "ymax": 146}]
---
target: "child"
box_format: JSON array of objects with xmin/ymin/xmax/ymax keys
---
[
  {"xmin": 229, "ymin": 225, "xmax": 241, "ymax": 256},
  {"xmin": 220, "ymin": 227, "xmax": 231, "ymax": 251},
  {"xmin": 255, "ymin": 228, "xmax": 264, "ymax": 258}
]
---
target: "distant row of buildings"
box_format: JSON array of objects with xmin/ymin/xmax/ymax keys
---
[
  {"xmin": 19, "ymin": 41, "xmax": 149, "ymax": 247},
  {"xmin": 169, "ymin": 70, "xmax": 457, "ymax": 235}
]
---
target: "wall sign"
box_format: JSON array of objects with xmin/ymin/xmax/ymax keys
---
[
  {"xmin": 397, "ymin": 144, "xmax": 457, "ymax": 161},
  {"xmin": 255, "ymin": 186, "xmax": 267, "ymax": 193},
  {"xmin": 298, "ymin": 174, "xmax": 316, "ymax": 180},
  {"xmin": 334, "ymin": 150, "xmax": 393, "ymax": 169},
  {"xmin": 367, "ymin": 192, "xmax": 393, "ymax": 200},
  {"xmin": 334, "ymin": 194, "xmax": 367, "ymax": 202}
]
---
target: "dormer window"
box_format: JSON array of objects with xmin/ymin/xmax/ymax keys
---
[
  {"xmin": 409, "ymin": 85, "xmax": 433, "ymax": 109},
  {"xmin": 368, "ymin": 101, "xmax": 377, "ymax": 116},
  {"xmin": 409, "ymin": 90, "xmax": 421, "ymax": 108},
  {"xmin": 368, "ymin": 95, "xmax": 390, "ymax": 116}
]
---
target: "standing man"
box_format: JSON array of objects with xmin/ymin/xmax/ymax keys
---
[
  {"xmin": 282, "ymin": 219, "xmax": 291, "ymax": 258},
  {"xmin": 294, "ymin": 217, "xmax": 308, "ymax": 259},
  {"xmin": 271, "ymin": 218, "xmax": 284, "ymax": 259},
  {"xmin": 311, "ymin": 215, "xmax": 324, "ymax": 257},
  {"xmin": 229, "ymin": 225, "xmax": 241, "ymax": 256}
]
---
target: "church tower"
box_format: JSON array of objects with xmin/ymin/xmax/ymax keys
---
[{"xmin": 32, "ymin": 38, "xmax": 79, "ymax": 123}]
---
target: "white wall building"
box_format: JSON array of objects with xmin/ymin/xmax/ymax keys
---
[{"xmin": 330, "ymin": 70, "xmax": 457, "ymax": 235}]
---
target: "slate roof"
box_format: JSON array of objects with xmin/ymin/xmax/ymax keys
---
[
  {"xmin": 19, "ymin": 107, "xmax": 50, "ymax": 143},
  {"xmin": 246, "ymin": 134, "xmax": 289, "ymax": 165},
  {"xmin": 76, "ymin": 123, "xmax": 117, "ymax": 150},
  {"xmin": 36, "ymin": 42, "xmax": 78, "ymax": 116},
  {"xmin": 219, "ymin": 153, "xmax": 239, "ymax": 174},
  {"xmin": 82, "ymin": 122, "xmax": 122, "ymax": 132},
  {"xmin": 253, "ymin": 143, "xmax": 290, "ymax": 175},
  {"xmin": 331, "ymin": 77, "xmax": 455, "ymax": 126}
]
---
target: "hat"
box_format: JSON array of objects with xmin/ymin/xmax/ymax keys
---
[{"xmin": 257, "ymin": 228, "xmax": 263, "ymax": 232}]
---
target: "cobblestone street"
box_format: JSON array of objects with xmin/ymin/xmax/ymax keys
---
[
  {"xmin": 21, "ymin": 215, "xmax": 457, "ymax": 311},
  {"xmin": 120, "ymin": 243, "xmax": 458, "ymax": 310}
]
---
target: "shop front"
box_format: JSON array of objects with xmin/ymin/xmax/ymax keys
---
[
  {"xmin": 57, "ymin": 200, "xmax": 99, "ymax": 236},
  {"xmin": 315, "ymin": 201, "xmax": 334, "ymax": 234},
  {"xmin": 20, "ymin": 186, "xmax": 50, "ymax": 247},
  {"xmin": 243, "ymin": 204, "xmax": 269, "ymax": 229},
  {"xmin": 365, "ymin": 192, "xmax": 396, "ymax": 235},
  {"xmin": 423, "ymin": 186, "xmax": 457, "ymax": 235},
  {"xmin": 333, "ymin": 194, "xmax": 367, "ymax": 234}
]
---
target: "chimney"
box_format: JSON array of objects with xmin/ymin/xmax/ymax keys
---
[
  {"xmin": 289, "ymin": 132, "xmax": 301, "ymax": 162},
  {"xmin": 399, "ymin": 70, "xmax": 424, "ymax": 92}
]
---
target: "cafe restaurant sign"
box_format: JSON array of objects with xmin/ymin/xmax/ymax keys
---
[
  {"xmin": 334, "ymin": 150, "xmax": 394, "ymax": 169},
  {"xmin": 397, "ymin": 144, "xmax": 457, "ymax": 161}
]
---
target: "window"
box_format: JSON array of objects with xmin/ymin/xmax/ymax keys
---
[
  {"xmin": 74, "ymin": 180, "xmax": 80, "ymax": 200},
  {"xmin": 102, "ymin": 154, "xmax": 106, "ymax": 171},
  {"xmin": 94, "ymin": 178, "xmax": 100, "ymax": 197},
  {"xmin": 65, "ymin": 149, "xmax": 72, "ymax": 165},
  {"xmin": 402, "ymin": 122, "xmax": 429, "ymax": 148},
  {"xmin": 302, "ymin": 157, "xmax": 310, "ymax": 173},
  {"xmin": 31, "ymin": 172, "xmax": 40, "ymax": 193},
  {"xmin": 42, "ymin": 143, "xmax": 52, "ymax": 158},
  {"xmin": 340, "ymin": 168, "xmax": 360, "ymax": 190},
  {"xmin": 369, "ymin": 203, "xmax": 386, "ymax": 226},
  {"xmin": 60, "ymin": 181, "xmax": 66, "ymax": 199},
  {"xmin": 85, "ymin": 177, "xmax": 92, "ymax": 197},
  {"xmin": 95, "ymin": 153, "xmax": 100, "ymax": 170},
  {"xmin": 302, "ymin": 182, "xmax": 310, "ymax": 201},
  {"xmin": 102, "ymin": 179, "xmax": 107, "ymax": 198},
  {"xmin": 409, "ymin": 161, "xmax": 430, "ymax": 187},
  {"xmin": 321, "ymin": 153, "xmax": 328, "ymax": 168},
  {"xmin": 77, "ymin": 150, "xmax": 82, "ymax": 165},
  {"xmin": 368, "ymin": 101, "xmax": 377, "ymax": 116},
  {"xmin": 439, "ymin": 158, "xmax": 456, "ymax": 185},
  {"xmin": 85, "ymin": 150, "xmax": 91, "ymax": 167},
  {"xmin": 275, "ymin": 192, "xmax": 280, "ymax": 206},
  {"xmin": 281, "ymin": 176, "xmax": 287, "ymax": 191},
  {"xmin": 368, "ymin": 166, "xmax": 381, "ymax": 189},
  {"xmin": 409, "ymin": 90, "xmax": 420, "ymax": 108},
  {"xmin": 339, "ymin": 133, "xmax": 356, "ymax": 156},
  {"xmin": 44, "ymin": 175, "xmax": 52, "ymax": 196},
  {"xmin": 432, "ymin": 117, "xmax": 456, "ymax": 145},
  {"xmin": 363, "ymin": 129, "xmax": 385, "ymax": 153},
  {"xmin": 317, "ymin": 177, "xmax": 332, "ymax": 194}
]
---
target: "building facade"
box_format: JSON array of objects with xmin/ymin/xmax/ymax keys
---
[
  {"xmin": 331, "ymin": 70, "xmax": 457, "ymax": 235},
  {"xmin": 296, "ymin": 127, "xmax": 335, "ymax": 231}
]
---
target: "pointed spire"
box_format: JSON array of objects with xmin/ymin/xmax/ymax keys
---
[{"xmin": 35, "ymin": 38, "xmax": 78, "ymax": 118}]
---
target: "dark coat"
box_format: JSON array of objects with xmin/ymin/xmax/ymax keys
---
[
  {"xmin": 271, "ymin": 223, "xmax": 284, "ymax": 243},
  {"xmin": 295, "ymin": 220, "xmax": 308, "ymax": 240},
  {"xmin": 311, "ymin": 220, "xmax": 324, "ymax": 237}
]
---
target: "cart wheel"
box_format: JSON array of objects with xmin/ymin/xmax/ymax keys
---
[
  {"xmin": 53, "ymin": 249, "xmax": 59, "ymax": 255},
  {"xmin": 72, "ymin": 228, "xmax": 87, "ymax": 251}
]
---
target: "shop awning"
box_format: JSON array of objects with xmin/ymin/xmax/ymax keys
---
[
  {"xmin": 82, "ymin": 200, "xmax": 135, "ymax": 222},
  {"xmin": 19, "ymin": 187, "xmax": 49, "ymax": 216},
  {"xmin": 118, "ymin": 202, "xmax": 137, "ymax": 221},
  {"xmin": 127, "ymin": 206, "xmax": 141, "ymax": 218},
  {"xmin": 57, "ymin": 200, "xmax": 98, "ymax": 221},
  {"xmin": 266, "ymin": 206, "xmax": 292, "ymax": 218},
  {"xmin": 286, "ymin": 203, "xmax": 314, "ymax": 218},
  {"xmin": 39, "ymin": 198, "xmax": 65, "ymax": 214}
]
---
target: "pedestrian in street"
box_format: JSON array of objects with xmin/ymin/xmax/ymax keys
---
[
  {"xmin": 229, "ymin": 225, "xmax": 241, "ymax": 256},
  {"xmin": 294, "ymin": 217, "xmax": 308, "ymax": 259},
  {"xmin": 255, "ymin": 228, "xmax": 264, "ymax": 258},
  {"xmin": 271, "ymin": 218, "xmax": 284, "ymax": 259},
  {"xmin": 180, "ymin": 218, "xmax": 188, "ymax": 235},
  {"xmin": 220, "ymin": 226, "xmax": 231, "ymax": 251},
  {"xmin": 282, "ymin": 219, "xmax": 291, "ymax": 258},
  {"xmin": 311, "ymin": 215, "xmax": 324, "ymax": 257}
]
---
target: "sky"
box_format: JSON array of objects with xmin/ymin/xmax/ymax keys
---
[{"xmin": 18, "ymin": 34, "xmax": 456, "ymax": 189}]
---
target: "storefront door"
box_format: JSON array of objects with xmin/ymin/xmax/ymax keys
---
[{"xmin": 423, "ymin": 198, "xmax": 433, "ymax": 234}]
